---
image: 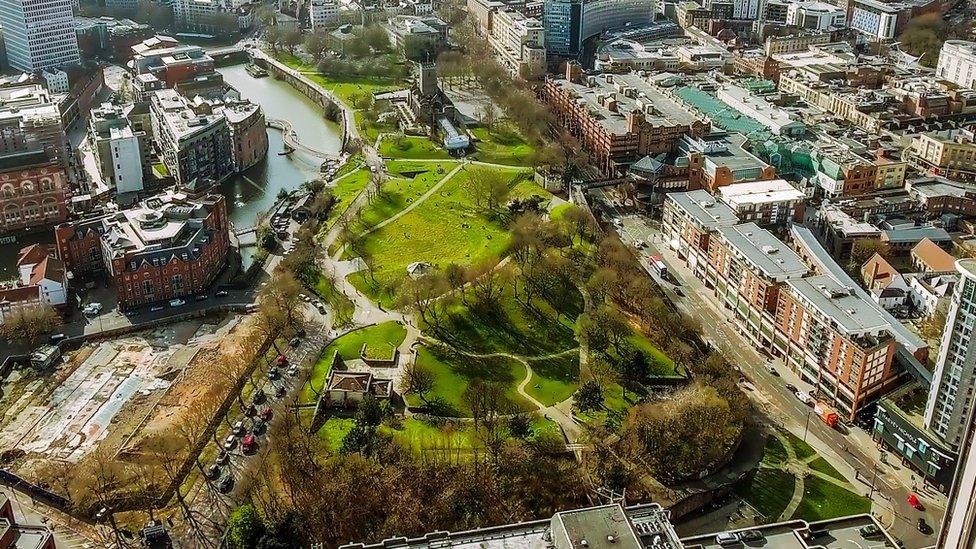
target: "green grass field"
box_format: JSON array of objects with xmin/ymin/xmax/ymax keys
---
[
  {"xmin": 324, "ymin": 168, "xmax": 371, "ymax": 227},
  {"xmin": 317, "ymin": 417, "xmax": 357, "ymax": 451},
  {"xmin": 302, "ymin": 322, "xmax": 408, "ymax": 403},
  {"xmin": 469, "ymin": 126, "xmax": 535, "ymax": 166},
  {"xmin": 808, "ymin": 457, "xmax": 848, "ymax": 482},
  {"xmin": 783, "ymin": 431, "xmax": 818, "ymax": 461},
  {"xmin": 625, "ymin": 333, "xmax": 676, "ymax": 376},
  {"xmin": 379, "ymin": 135, "xmax": 453, "ymax": 160},
  {"xmin": 736, "ymin": 468, "xmax": 796, "ymax": 520},
  {"xmin": 347, "ymin": 167, "xmax": 536, "ymax": 306},
  {"xmin": 763, "ymin": 435, "xmax": 789, "ymax": 466},
  {"xmin": 434, "ymin": 276, "xmax": 582, "ymax": 357},
  {"xmin": 379, "ymin": 418, "xmax": 476, "ymax": 454},
  {"xmin": 792, "ymin": 477, "xmax": 871, "ymax": 521},
  {"xmin": 353, "ymin": 162, "xmax": 454, "ymax": 231},
  {"xmin": 525, "ymin": 353, "xmax": 580, "ymax": 406},
  {"xmin": 407, "ymin": 345, "xmax": 535, "ymax": 416},
  {"xmin": 274, "ymin": 51, "xmax": 401, "ymax": 107}
]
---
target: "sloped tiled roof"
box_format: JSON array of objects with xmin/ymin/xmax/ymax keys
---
[
  {"xmin": 16, "ymin": 244, "xmax": 48, "ymax": 267},
  {"xmin": 911, "ymin": 238, "xmax": 956, "ymax": 273},
  {"xmin": 29, "ymin": 256, "xmax": 65, "ymax": 285}
]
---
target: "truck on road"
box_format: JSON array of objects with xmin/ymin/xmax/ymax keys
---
[{"xmin": 815, "ymin": 401, "xmax": 840, "ymax": 428}]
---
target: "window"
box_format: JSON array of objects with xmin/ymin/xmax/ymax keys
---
[
  {"xmin": 172, "ymin": 274, "xmax": 183, "ymax": 294},
  {"xmin": 142, "ymin": 279, "xmax": 154, "ymax": 297}
]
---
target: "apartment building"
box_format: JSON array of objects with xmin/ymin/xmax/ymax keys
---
[
  {"xmin": 0, "ymin": 84, "xmax": 68, "ymax": 166},
  {"xmin": 775, "ymin": 274, "xmax": 898, "ymax": 416},
  {"xmin": 539, "ymin": 66, "xmax": 708, "ymax": 175},
  {"xmin": 54, "ymin": 190, "xmax": 230, "ymax": 310},
  {"xmin": 150, "ymin": 89, "xmax": 233, "ymax": 190},
  {"xmin": 0, "ymin": 0, "xmax": 80, "ymax": 72},
  {"xmin": 542, "ymin": 0, "xmax": 654, "ymax": 58},
  {"xmin": 909, "ymin": 129, "xmax": 976, "ymax": 182},
  {"xmin": 662, "ymin": 189, "xmax": 740, "ymax": 279},
  {"xmin": 717, "ymin": 179, "xmax": 805, "ymax": 225},
  {"xmin": 310, "ymin": 0, "xmax": 340, "ymax": 30},
  {"xmin": 938, "ymin": 386, "xmax": 976, "ymax": 548},
  {"xmin": 89, "ymin": 103, "xmax": 150, "ymax": 195},
  {"xmin": 925, "ymin": 259, "xmax": 976, "ymax": 449},
  {"xmin": 0, "ymin": 151, "xmax": 70, "ymax": 237},
  {"xmin": 489, "ymin": 8, "xmax": 547, "ymax": 77},
  {"xmin": 215, "ymin": 100, "xmax": 268, "ymax": 173},
  {"xmin": 764, "ymin": 31, "xmax": 832, "ymax": 56},
  {"xmin": 665, "ymin": 193, "xmax": 919, "ymax": 418},
  {"xmin": 937, "ymin": 40, "xmax": 976, "ymax": 90},
  {"xmin": 778, "ymin": 68, "xmax": 891, "ymax": 133},
  {"xmin": 785, "ymin": 1, "xmax": 846, "ymax": 30}
]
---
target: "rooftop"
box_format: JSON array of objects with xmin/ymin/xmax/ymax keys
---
[
  {"xmin": 717, "ymin": 223, "xmax": 809, "ymax": 281},
  {"xmin": 882, "ymin": 227, "xmax": 951, "ymax": 244},
  {"xmin": 552, "ymin": 72, "xmax": 699, "ymax": 135},
  {"xmin": 819, "ymin": 205, "xmax": 881, "ymax": 237},
  {"xmin": 912, "ymin": 238, "xmax": 956, "ymax": 272},
  {"xmin": 683, "ymin": 515, "xmax": 898, "ymax": 549},
  {"xmin": 151, "ymin": 89, "xmax": 226, "ymax": 141},
  {"xmin": 719, "ymin": 179, "xmax": 805, "ymax": 208},
  {"xmin": 667, "ymin": 189, "xmax": 740, "ymax": 230},
  {"xmin": 789, "ymin": 274, "xmax": 890, "ymax": 336}
]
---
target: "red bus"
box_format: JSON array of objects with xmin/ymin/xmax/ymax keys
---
[{"xmin": 649, "ymin": 255, "xmax": 668, "ymax": 277}]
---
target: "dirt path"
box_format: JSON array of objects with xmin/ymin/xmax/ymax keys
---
[{"xmin": 357, "ymin": 162, "xmax": 466, "ymax": 239}]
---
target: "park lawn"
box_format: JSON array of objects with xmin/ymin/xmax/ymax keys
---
[
  {"xmin": 626, "ymin": 333, "xmax": 676, "ymax": 376},
  {"xmin": 385, "ymin": 159, "xmax": 456, "ymax": 178},
  {"xmin": 783, "ymin": 431, "xmax": 818, "ymax": 461},
  {"xmin": 407, "ymin": 345, "xmax": 535, "ymax": 417},
  {"xmin": 379, "ymin": 135, "xmax": 453, "ymax": 160},
  {"xmin": 302, "ymin": 321, "xmax": 408, "ymax": 403},
  {"xmin": 346, "ymin": 167, "xmax": 525, "ymax": 307},
  {"xmin": 470, "ymin": 126, "xmax": 535, "ymax": 166},
  {"xmin": 525, "ymin": 353, "xmax": 580, "ymax": 406},
  {"xmin": 379, "ymin": 418, "xmax": 476, "ymax": 454},
  {"xmin": 353, "ymin": 163, "xmax": 454, "ymax": 230},
  {"xmin": 763, "ymin": 434, "xmax": 789, "ymax": 466},
  {"xmin": 273, "ymin": 51, "xmax": 400, "ymax": 107},
  {"xmin": 736, "ymin": 467, "xmax": 796, "ymax": 521},
  {"xmin": 335, "ymin": 153, "xmax": 364, "ymax": 178},
  {"xmin": 791, "ymin": 477, "xmax": 871, "ymax": 521},
  {"xmin": 529, "ymin": 415, "xmax": 561, "ymax": 440},
  {"xmin": 808, "ymin": 457, "xmax": 848, "ymax": 483},
  {"xmin": 549, "ymin": 202, "xmax": 574, "ymax": 221},
  {"xmin": 434, "ymin": 275, "xmax": 582, "ymax": 357},
  {"xmin": 317, "ymin": 417, "xmax": 357, "ymax": 451},
  {"xmin": 325, "ymin": 168, "xmax": 371, "ymax": 227}
]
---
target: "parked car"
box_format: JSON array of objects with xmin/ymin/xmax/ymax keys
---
[
  {"xmin": 287, "ymin": 364, "xmax": 299, "ymax": 376},
  {"xmin": 82, "ymin": 303, "xmax": 102, "ymax": 315},
  {"xmin": 674, "ymin": 287, "xmax": 684, "ymax": 297},
  {"xmin": 785, "ymin": 383, "xmax": 798, "ymax": 393},
  {"xmin": 275, "ymin": 386, "xmax": 286, "ymax": 398},
  {"xmin": 215, "ymin": 450, "xmax": 229, "ymax": 465},
  {"xmin": 738, "ymin": 530, "xmax": 763, "ymax": 543},
  {"xmin": 859, "ymin": 524, "xmax": 882, "ymax": 538},
  {"xmin": 289, "ymin": 337, "xmax": 301, "ymax": 347},
  {"xmin": 917, "ymin": 518, "xmax": 930, "ymax": 534},
  {"xmin": 274, "ymin": 354, "xmax": 288, "ymax": 367},
  {"xmin": 259, "ymin": 407, "xmax": 273, "ymax": 421},
  {"xmin": 223, "ymin": 434, "xmax": 236, "ymax": 451},
  {"xmin": 217, "ymin": 475, "xmax": 234, "ymax": 493},
  {"xmin": 49, "ymin": 333, "xmax": 67, "ymax": 344},
  {"xmin": 232, "ymin": 421, "xmax": 245, "ymax": 436},
  {"xmin": 242, "ymin": 434, "xmax": 257, "ymax": 454},
  {"xmin": 765, "ymin": 364, "xmax": 779, "ymax": 376},
  {"xmin": 150, "ymin": 305, "xmax": 164, "ymax": 312},
  {"xmin": 252, "ymin": 419, "xmax": 266, "ymax": 435},
  {"xmin": 253, "ymin": 388, "xmax": 266, "ymax": 404},
  {"xmin": 206, "ymin": 464, "xmax": 221, "ymax": 480},
  {"xmin": 795, "ymin": 391, "xmax": 814, "ymax": 405},
  {"xmin": 195, "ymin": 294, "xmax": 208, "ymax": 301},
  {"xmin": 169, "ymin": 298, "xmax": 186, "ymax": 307},
  {"xmin": 268, "ymin": 368, "xmax": 279, "ymax": 380},
  {"xmin": 216, "ymin": 290, "xmax": 229, "ymax": 297},
  {"xmin": 714, "ymin": 532, "xmax": 739, "ymax": 546},
  {"xmin": 315, "ymin": 302, "xmax": 327, "ymax": 314},
  {"xmin": 244, "ymin": 404, "xmax": 257, "ymax": 417}
]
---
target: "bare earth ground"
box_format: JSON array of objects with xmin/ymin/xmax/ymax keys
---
[{"xmin": 0, "ymin": 313, "xmax": 247, "ymax": 495}]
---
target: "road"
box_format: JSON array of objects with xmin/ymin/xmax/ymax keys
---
[{"xmin": 592, "ymin": 189, "xmax": 942, "ymax": 548}]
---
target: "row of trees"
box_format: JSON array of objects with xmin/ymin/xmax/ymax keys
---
[{"xmin": 227, "ymin": 402, "xmax": 586, "ymax": 548}]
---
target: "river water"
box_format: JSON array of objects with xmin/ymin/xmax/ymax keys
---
[{"xmin": 0, "ymin": 64, "xmax": 343, "ymax": 279}]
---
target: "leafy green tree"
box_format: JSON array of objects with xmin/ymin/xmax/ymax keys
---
[
  {"xmin": 575, "ymin": 380, "xmax": 604, "ymax": 412},
  {"xmin": 227, "ymin": 504, "xmax": 265, "ymax": 549},
  {"xmin": 356, "ymin": 394, "xmax": 384, "ymax": 427},
  {"xmin": 341, "ymin": 422, "xmax": 371, "ymax": 454},
  {"xmin": 508, "ymin": 414, "xmax": 532, "ymax": 439},
  {"xmin": 618, "ymin": 342, "xmax": 650, "ymax": 387}
]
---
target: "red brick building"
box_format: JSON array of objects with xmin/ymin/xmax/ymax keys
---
[
  {"xmin": 0, "ymin": 152, "xmax": 70, "ymax": 236},
  {"xmin": 54, "ymin": 190, "xmax": 229, "ymax": 310}
]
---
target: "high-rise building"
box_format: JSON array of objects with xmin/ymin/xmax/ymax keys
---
[
  {"xmin": 543, "ymin": 0, "xmax": 654, "ymax": 58},
  {"xmin": 925, "ymin": 259, "xmax": 976, "ymax": 449},
  {"xmin": 0, "ymin": 0, "xmax": 81, "ymax": 72},
  {"xmin": 939, "ymin": 399, "xmax": 976, "ymax": 548}
]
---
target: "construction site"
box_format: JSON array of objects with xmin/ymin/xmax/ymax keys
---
[{"xmin": 0, "ymin": 312, "xmax": 265, "ymax": 511}]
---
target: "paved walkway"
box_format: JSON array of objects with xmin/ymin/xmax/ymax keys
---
[{"xmin": 357, "ymin": 162, "xmax": 466, "ymax": 238}]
